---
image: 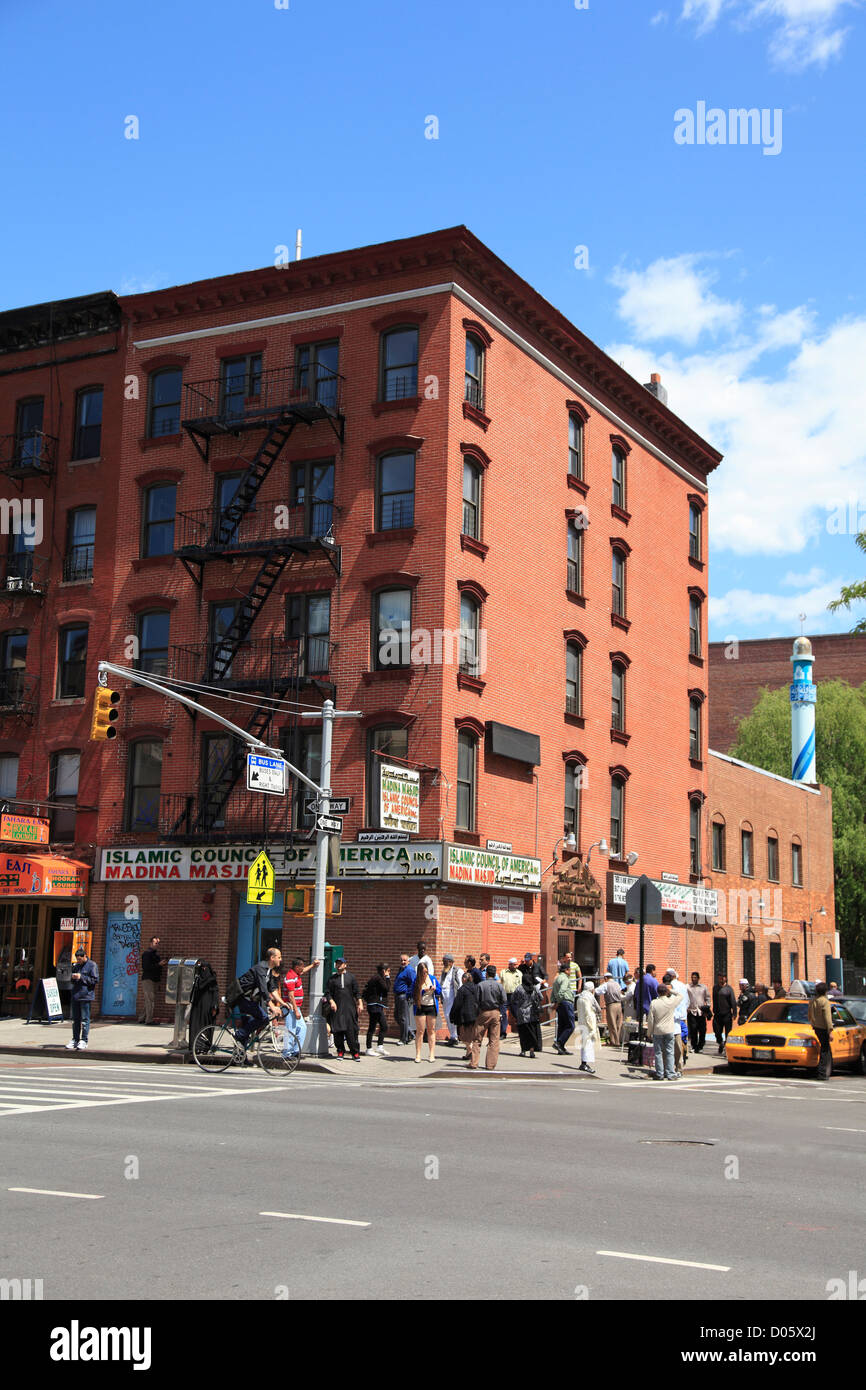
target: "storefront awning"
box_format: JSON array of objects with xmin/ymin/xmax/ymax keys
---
[{"xmin": 0, "ymin": 852, "xmax": 90, "ymax": 897}]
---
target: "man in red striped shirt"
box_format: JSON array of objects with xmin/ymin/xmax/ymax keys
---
[{"xmin": 279, "ymin": 956, "xmax": 320, "ymax": 1057}]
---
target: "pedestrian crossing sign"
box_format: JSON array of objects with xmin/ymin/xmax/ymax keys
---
[{"xmin": 246, "ymin": 851, "xmax": 275, "ymax": 905}]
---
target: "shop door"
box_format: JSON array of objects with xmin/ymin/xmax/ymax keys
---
[
  {"xmin": 236, "ymin": 897, "xmax": 284, "ymax": 977},
  {"xmin": 713, "ymin": 936, "xmax": 728, "ymax": 980}
]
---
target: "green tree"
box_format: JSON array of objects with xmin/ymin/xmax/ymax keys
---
[
  {"xmin": 828, "ymin": 528, "xmax": 866, "ymax": 633},
  {"xmin": 730, "ymin": 679, "xmax": 866, "ymax": 964}
]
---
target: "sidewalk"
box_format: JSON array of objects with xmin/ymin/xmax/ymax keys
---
[{"xmin": 0, "ymin": 1015, "xmax": 724, "ymax": 1081}]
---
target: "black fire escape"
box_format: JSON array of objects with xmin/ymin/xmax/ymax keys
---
[{"xmin": 165, "ymin": 363, "xmax": 344, "ymax": 840}]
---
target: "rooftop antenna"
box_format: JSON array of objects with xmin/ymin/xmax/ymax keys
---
[{"xmin": 295, "ymin": 229, "xmax": 302, "ymax": 262}]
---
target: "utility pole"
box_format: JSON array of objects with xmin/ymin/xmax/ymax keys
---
[
  {"xmin": 97, "ymin": 664, "xmax": 359, "ymax": 1055},
  {"xmin": 299, "ymin": 699, "xmax": 361, "ymax": 1056}
]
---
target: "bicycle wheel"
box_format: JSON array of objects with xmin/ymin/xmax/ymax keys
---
[
  {"xmin": 257, "ymin": 1026, "xmax": 301, "ymax": 1076},
  {"xmin": 193, "ymin": 1024, "xmax": 241, "ymax": 1073}
]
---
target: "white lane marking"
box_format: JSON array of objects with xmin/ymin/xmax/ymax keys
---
[
  {"xmin": 823, "ymin": 1126, "xmax": 866, "ymax": 1133},
  {"xmin": 9, "ymin": 1187, "xmax": 104, "ymax": 1200},
  {"xmin": 260, "ymin": 1211, "xmax": 370, "ymax": 1227},
  {"xmin": 596, "ymin": 1250, "xmax": 730, "ymax": 1271},
  {"xmin": 0, "ymin": 1084, "xmax": 287, "ymax": 1118}
]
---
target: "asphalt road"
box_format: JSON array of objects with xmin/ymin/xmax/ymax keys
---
[{"xmin": 0, "ymin": 1059, "xmax": 863, "ymax": 1301}]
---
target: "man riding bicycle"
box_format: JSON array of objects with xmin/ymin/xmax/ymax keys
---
[{"xmin": 235, "ymin": 948, "xmax": 286, "ymax": 1050}]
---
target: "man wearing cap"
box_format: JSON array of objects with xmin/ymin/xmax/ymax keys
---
[
  {"xmin": 597, "ymin": 972, "xmax": 624, "ymax": 1047},
  {"xmin": 439, "ymin": 954, "xmax": 463, "ymax": 1047},
  {"xmin": 736, "ymin": 978, "xmax": 759, "ymax": 1026},
  {"xmin": 66, "ymin": 947, "xmax": 99, "ymax": 1052}
]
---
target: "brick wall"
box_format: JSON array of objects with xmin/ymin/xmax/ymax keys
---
[{"xmin": 708, "ymin": 634, "xmax": 866, "ymax": 753}]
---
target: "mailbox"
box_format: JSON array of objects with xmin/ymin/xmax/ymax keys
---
[
  {"xmin": 179, "ymin": 958, "xmax": 201, "ymax": 1005},
  {"xmin": 165, "ymin": 958, "xmax": 183, "ymax": 1004}
]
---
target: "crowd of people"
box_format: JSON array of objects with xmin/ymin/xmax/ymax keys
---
[{"xmin": 222, "ymin": 942, "xmax": 835, "ymax": 1079}]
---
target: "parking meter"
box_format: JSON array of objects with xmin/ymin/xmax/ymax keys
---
[{"xmin": 165, "ymin": 958, "xmax": 182, "ymax": 1005}]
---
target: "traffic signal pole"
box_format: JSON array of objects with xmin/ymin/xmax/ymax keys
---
[{"xmin": 97, "ymin": 664, "xmax": 359, "ymax": 1057}]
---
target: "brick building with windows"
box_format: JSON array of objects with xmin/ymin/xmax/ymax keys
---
[
  {"xmin": 7, "ymin": 227, "xmax": 836, "ymax": 1025},
  {"xmin": 0, "ymin": 293, "xmax": 123, "ymax": 1006}
]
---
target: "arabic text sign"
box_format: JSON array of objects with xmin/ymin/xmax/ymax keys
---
[
  {"xmin": 611, "ymin": 873, "xmax": 718, "ymax": 919},
  {"xmin": 445, "ymin": 845, "xmax": 541, "ymax": 891},
  {"xmin": 379, "ymin": 764, "xmax": 420, "ymax": 833}
]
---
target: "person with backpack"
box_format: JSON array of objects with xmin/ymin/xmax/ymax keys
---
[
  {"xmin": 363, "ymin": 964, "xmax": 391, "ymax": 1055},
  {"xmin": 234, "ymin": 948, "xmax": 285, "ymax": 1050},
  {"xmin": 449, "ymin": 971, "xmax": 481, "ymax": 1060}
]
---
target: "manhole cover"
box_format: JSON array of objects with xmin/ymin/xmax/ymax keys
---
[{"xmin": 638, "ymin": 1139, "xmax": 716, "ymax": 1146}]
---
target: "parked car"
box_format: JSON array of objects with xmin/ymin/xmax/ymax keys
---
[
  {"xmin": 725, "ymin": 997, "xmax": 866, "ymax": 1077},
  {"xmin": 838, "ymin": 996, "xmax": 866, "ymax": 1025}
]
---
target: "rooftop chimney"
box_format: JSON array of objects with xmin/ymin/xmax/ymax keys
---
[{"xmin": 644, "ymin": 371, "xmax": 668, "ymax": 406}]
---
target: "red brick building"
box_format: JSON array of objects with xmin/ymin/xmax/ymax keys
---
[
  {"xmin": 704, "ymin": 750, "xmax": 837, "ymax": 988},
  {"xmin": 2, "ymin": 229, "xmax": 737, "ymax": 1018},
  {"xmin": 709, "ymin": 633, "xmax": 866, "ymax": 752},
  {"xmin": 0, "ymin": 294, "xmax": 123, "ymax": 1010}
]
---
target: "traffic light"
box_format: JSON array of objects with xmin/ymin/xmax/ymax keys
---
[
  {"xmin": 90, "ymin": 687, "xmax": 120, "ymax": 740},
  {"xmin": 283, "ymin": 886, "xmax": 342, "ymax": 916}
]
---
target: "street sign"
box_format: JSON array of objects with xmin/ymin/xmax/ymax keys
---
[
  {"xmin": 304, "ymin": 795, "xmax": 350, "ymax": 815},
  {"xmin": 317, "ymin": 815, "xmax": 343, "ymax": 834},
  {"xmin": 625, "ymin": 874, "xmax": 662, "ymax": 925},
  {"xmin": 246, "ymin": 850, "xmax": 275, "ymax": 905},
  {"xmin": 247, "ymin": 754, "xmax": 286, "ymax": 796}
]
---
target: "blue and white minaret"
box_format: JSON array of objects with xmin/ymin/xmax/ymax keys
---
[{"xmin": 790, "ymin": 636, "xmax": 817, "ymax": 782}]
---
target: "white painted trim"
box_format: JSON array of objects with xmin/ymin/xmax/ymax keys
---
[
  {"xmin": 709, "ymin": 748, "xmax": 821, "ymax": 794},
  {"xmin": 133, "ymin": 281, "xmax": 711, "ymax": 491}
]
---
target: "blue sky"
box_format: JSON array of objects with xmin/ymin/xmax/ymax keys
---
[{"xmin": 2, "ymin": 0, "xmax": 864, "ymax": 642}]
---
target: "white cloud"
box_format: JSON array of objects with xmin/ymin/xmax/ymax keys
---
[
  {"xmin": 781, "ymin": 566, "xmax": 826, "ymax": 586},
  {"xmin": 709, "ymin": 577, "xmax": 848, "ymax": 630},
  {"xmin": 681, "ymin": 0, "xmax": 854, "ymax": 70},
  {"xmin": 650, "ymin": 9, "xmax": 670, "ymax": 22},
  {"xmin": 118, "ymin": 275, "xmax": 167, "ymax": 295},
  {"xmin": 610, "ymin": 255, "xmax": 742, "ymax": 346},
  {"xmin": 605, "ymin": 257, "xmax": 866, "ymax": 558}
]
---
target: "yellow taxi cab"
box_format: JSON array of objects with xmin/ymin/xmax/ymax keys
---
[{"xmin": 725, "ymin": 997, "xmax": 866, "ymax": 1077}]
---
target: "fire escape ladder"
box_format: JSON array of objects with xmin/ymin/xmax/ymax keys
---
[
  {"xmin": 210, "ymin": 551, "xmax": 292, "ymax": 683},
  {"xmin": 210, "ymin": 419, "xmax": 297, "ymax": 548}
]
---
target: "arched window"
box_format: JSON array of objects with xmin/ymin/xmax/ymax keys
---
[
  {"xmin": 462, "ymin": 459, "xmax": 482, "ymax": 539},
  {"xmin": 712, "ymin": 815, "xmax": 726, "ymax": 872},
  {"xmin": 376, "ymin": 451, "xmax": 415, "ymax": 531},
  {"xmin": 689, "ymin": 594, "xmax": 703, "ymax": 657},
  {"xmin": 459, "ymin": 593, "xmax": 480, "ymax": 676},
  {"xmin": 767, "ymin": 830, "xmax": 779, "ymax": 883},
  {"xmin": 372, "ymin": 587, "xmax": 411, "ymax": 669},
  {"xmin": 689, "ymin": 501, "xmax": 702, "ymax": 561},
  {"xmin": 611, "ymin": 547, "xmax": 626, "ymax": 618},
  {"xmin": 564, "ymin": 759, "xmax": 585, "ymax": 847},
  {"xmin": 791, "ymin": 836, "xmax": 803, "ymax": 887},
  {"xmin": 366, "ymin": 725, "xmax": 410, "ymax": 825},
  {"xmin": 566, "ymin": 641, "xmax": 582, "ymax": 716},
  {"xmin": 610, "ymin": 774, "xmax": 625, "ymax": 858},
  {"xmin": 612, "ymin": 661, "xmax": 626, "ymax": 732},
  {"xmin": 568, "ymin": 519, "xmax": 584, "ymax": 594},
  {"xmin": 50, "ymin": 749, "xmax": 80, "ymax": 841},
  {"xmin": 612, "ymin": 444, "xmax": 626, "ymax": 509},
  {"xmin": 464, "ymin": 334, "xmax": 485, "ymax": 410},
  {"xmin": 456, "ymin": 730, "xmax": 477, "ymax": 830},
  {"xmin": 741, "ymin": 822, "xmax": 754, "ymax": 878},
  {"xmin": 136, "ymin": 611, "xmax": 171, "ymax": 676},
  {"xmin": 380, "ymin": 326, "xmax": 418, "ymax": 402},
  {"xmin": 126, "ymin": 741, "xmax": 162, "ymax": 833},
  {"xmin": 568, "ymin": 412, "xmax": 584, "ymax": 479},
  {"xmin": 690, "ymin": 798, "xmax": 702, "ymax": 876},
  {"xmin": 689, "ymin": 697, "xmax": 702, "ymax": 760},
  {"xmin": 148, "ymin": 368, "xmax": 183, "ymax": 438}
]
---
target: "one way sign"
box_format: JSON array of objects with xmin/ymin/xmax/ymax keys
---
[{"xmin": 304, "ymin": 796, "xmax": 350, "ymax": 816}]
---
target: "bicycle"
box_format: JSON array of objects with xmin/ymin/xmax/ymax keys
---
[{"xmin": 192, "ymin": 1000, "xmax": 302, "ymax": 1076}]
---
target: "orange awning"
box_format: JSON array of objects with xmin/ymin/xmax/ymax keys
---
[{"xmin": 0, "ymin": 852, "xmax": 89, "ymax": 897}]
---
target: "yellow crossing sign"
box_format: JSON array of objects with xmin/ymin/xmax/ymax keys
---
[{"xmin": 246, "ymin": 850, "xmax": 275, "ymax": 906}]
